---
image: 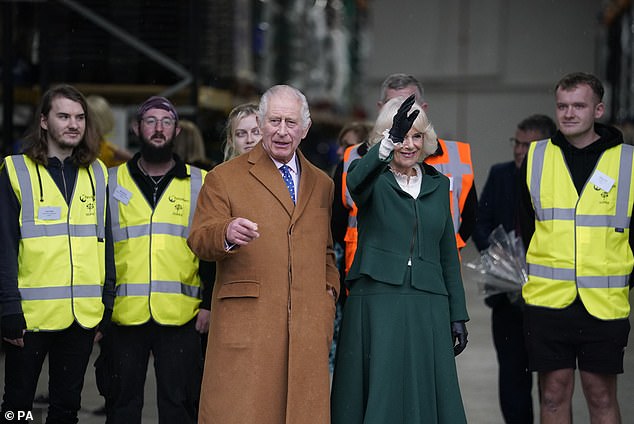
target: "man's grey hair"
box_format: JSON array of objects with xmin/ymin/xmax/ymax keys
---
[
  {"xmin": 258, "ymin": 85, "xmax": 311, "ymax": 130},
  {"xmin": 379, "ymin": 73, "xmax": 424, "ymax": 104}
]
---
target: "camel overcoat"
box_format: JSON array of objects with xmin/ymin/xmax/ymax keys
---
[{"xmin": 188, "ymin": 143, "xmax": 339, "ymax": 424}]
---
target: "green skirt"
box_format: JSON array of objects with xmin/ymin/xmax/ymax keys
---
[{"xmin": 331, "ymin": 273, "xmax": 467, "ymax": 424}]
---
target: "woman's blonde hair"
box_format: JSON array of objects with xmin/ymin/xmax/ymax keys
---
[
  {"xmin": 174, "ymin": 120, "xmax": 207, "ymax": 164},
  {"xmin": 86, "ymin": 95, "xmax": 115, "ymax": 138},
  {"xmin": 223, "ymin": 103, "xmax": 259, "ymax": 162},
  {"xmin": 369, "ymin": 96, "xmax": 438, "ymax": 159}
]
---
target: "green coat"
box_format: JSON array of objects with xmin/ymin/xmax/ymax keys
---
[
  {"xmin": 346, "ymin": 143, "xmax": 468, "ymax": 322},
  {"xmin": 331, "ymin": 142, "xmax": 469, "ymax": 424}
]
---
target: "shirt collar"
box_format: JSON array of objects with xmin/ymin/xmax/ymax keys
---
[{"xmin": 270, "ymin": 153, "xmax": 298, "ymax": 174}]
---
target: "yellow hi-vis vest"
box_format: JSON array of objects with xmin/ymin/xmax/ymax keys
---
[
  {"xmin": 109, "ymin": 164, "xmax": 205, "ymax": 326},
  {"xmin": 524, "ymin": 140, "xmax": 634, "ymax": 320},
  {"xmin": 425, "ymin": 139, "xmax": 474, "ymax": 250},
  {"xmin": 4, "ymin": 155, "xmax": 107, "ymax": 331}
]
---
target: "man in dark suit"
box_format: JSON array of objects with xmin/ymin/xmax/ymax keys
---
[{"xmin": 472, "ymin": 114, "xmax": 556, "ymax": 424}]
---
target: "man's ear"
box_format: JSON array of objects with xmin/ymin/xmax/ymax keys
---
[
  {"xmin": 301, "ymin": 119, "xmax": 312, "ymax": 139},
  {"xmin": 40, "ymin": 114, "xmax": 48, "ymax": 131},
  {"xmin": 594, "ymin": 102, "xmax": 605, "ymax": 120},
  {"xmin": 131, "ymin": 121, "xmax": 140, "ymax": 137}
]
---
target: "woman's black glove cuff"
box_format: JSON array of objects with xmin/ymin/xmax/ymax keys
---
[{"xmin": 451, "ymin": 320, "xmax": 468, "ymax": 356}]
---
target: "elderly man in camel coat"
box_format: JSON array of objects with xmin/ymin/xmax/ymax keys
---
[{"xmin": 188, "ymin": 85, "xmax": 339, "ymax": 424}]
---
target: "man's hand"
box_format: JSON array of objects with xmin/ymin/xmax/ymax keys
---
[
  {"xmin": 226, "ymin": 217, "xmax": 260, "ymax": 246},
  {"xmin": 1, "ymin": 313, "xmax": 26, "ymax": 347},
  {"xmin": 94, "ymin": 308, "xmax": 113, "ymax": 343},
  {"xmin": 195, "ymin": 309, "xmax": 211, "ymax": 334},
  {"xmin": 327, "ymin": 285, "xmax": 337, "ymax": 302}
]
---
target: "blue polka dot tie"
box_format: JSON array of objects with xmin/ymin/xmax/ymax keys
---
[{"xmin": 280, "ymin": 164, "xmax": 296, "ymax": 204}]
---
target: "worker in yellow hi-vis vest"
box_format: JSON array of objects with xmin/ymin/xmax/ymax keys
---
[
  {"xmin": 0, "ymin": 84, "xmax": 115, "ymax": 423},
  {"xmin": 519, "ymin": 72, "xmax": 634, "ymax": 424},
  {"xmin": 102, "ymin": 96, "xmax": 213, "ymax": 424}
]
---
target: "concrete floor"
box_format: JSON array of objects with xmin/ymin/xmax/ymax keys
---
[{"xmin": 4, "ymin": 243, "xmax": 634, "ymax": 423}]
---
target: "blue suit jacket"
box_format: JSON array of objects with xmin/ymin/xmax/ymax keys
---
[{"xmin": 472, "ymin": 161, "xmax": 519, "ymax": 251}]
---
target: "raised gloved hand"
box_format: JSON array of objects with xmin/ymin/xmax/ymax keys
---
[
  {"xmin": 388, "ymin": 93, "xmax": 420, "ymax": 144},
  {"xmin": 451, "ymin": 320, "xmax": 468, "ymax": 356}
]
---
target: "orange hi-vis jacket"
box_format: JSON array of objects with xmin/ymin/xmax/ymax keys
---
[
  {"xmin": 425, "ymin": 139, "xmax": 474, "ymax": 249},
  {"xmin": 341, "ymin": 144, "xmax": 363, "ymax": 274}
]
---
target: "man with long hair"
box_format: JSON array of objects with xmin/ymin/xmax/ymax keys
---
[{"xmin": 0, "ymin": 84, "xmax": 115, "ymax": 423}]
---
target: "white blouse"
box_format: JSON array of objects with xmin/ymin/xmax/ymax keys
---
[{"xmin": 378, "ymin": 132, "xmax": 423, "ymax": 198}]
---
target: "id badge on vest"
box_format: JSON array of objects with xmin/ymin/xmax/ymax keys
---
[
  {"xmin": 113, "ymin": 185, "xmax": 133, "ymax": 205},
  {"xmin": 38, "ymin": 206, "xmax": 61, "ymax": 220},
  {"xmin": 589, "ymin": 169, "xmax": 614, "ymax": 193}
]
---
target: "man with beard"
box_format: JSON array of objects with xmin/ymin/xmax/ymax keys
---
[
  {"xmin": 0, "ymin": 84, "xmax": 114, "ymax": 423},
  {"xmin": 103, "ymin": 96, "xmax": 212, "ymax": 423}
]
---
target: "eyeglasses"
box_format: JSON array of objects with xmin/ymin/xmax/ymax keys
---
[
  {"xmin": 509, "ymin": 138, "xmax": 532, "ymax": 148},
  {"xmin": 141, "ymin": 117, "xmax": 175, "ymax": 128}
]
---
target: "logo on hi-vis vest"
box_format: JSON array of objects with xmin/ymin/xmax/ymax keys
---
[
  {"xmin": 593, "ymin": 185, "xmax": 611, "ymax": 204},
  {"xmin": 169, "ymin": 195, "xmax": 188, "ymax": 216},
  {"xmin": 80, "ymin": 193, "xmax": 96, "ymax": 216}
]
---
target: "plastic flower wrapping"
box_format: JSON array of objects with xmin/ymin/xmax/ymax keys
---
[{"xmin": 465, "ymin": 225, "xmax": 528, "ymax": 296}]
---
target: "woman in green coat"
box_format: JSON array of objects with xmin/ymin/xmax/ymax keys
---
[{"xmin": 331, "ymin": 95, "xmax": 470, "ymax": 424}]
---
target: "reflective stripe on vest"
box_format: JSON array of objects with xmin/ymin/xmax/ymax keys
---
[
  {"xmin": 109, "ymin": 164, "xmax": 205, "ymax": 325},
  {"xmin": 342, "ymin": 144, "xmax": 362, "ymax": 211},
  {"xmin": 524, "ymin": 140, "xmax": 634, "ymax": 319},
  {"xmin": 116, "ymin": 281, "xmax": 201, "ymax": 298},
  {"xmin": 19, "ymin": 285, "xmax": 103, "ymax": 300},
  {"xmin": 425, "ymin": 139, "xmax": 474, "ymax": 248},
  {"xmin": 341, "ymin": 144, "xmax": 363, "ymax": 273},
  {"xmin": 5, "ymin": 155, "xmax": 107, "ymax": 330}
]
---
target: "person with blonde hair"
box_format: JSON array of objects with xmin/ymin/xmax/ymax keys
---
[
  {"xmin": 222, "ymin": 103, "xmax": 262, "ymax": 161},
  {"xmin": 174, "ymin": 119, "xmax": 213, "ymax": 170},
  {"xmin": 331, "ymin": 95, "xmax": 469, "ymax": 423},
  {"xmin": 86, "ymin": 95, "xmax": 132, "ymax": 167}
]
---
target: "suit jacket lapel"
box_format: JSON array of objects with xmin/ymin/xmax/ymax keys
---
[
  {"xmin": 292, "ymin": 150, "xmax": 316, "ymax": 223},
  {"xmin": 248, "ymin": 144, "xmax": 295, "ymax": 216}
]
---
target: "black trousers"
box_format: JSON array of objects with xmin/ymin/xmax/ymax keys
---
[
  {"xmin": 490, "ymin": 295, "xmax": 534, "ymax": 424},
  {"xmin": 1, "ymin": 322, "xmax": 94, "ymax": 424},
  {"xmin": 102, "ymin": 319, "xmax": 202, "ymax": 424}
]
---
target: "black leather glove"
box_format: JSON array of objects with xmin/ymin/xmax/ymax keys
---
[
  {"xmin": 388, "ymin": 93, "xmax": 420, "ymax": 144},
  {"xmin": 451, "ymin": 320, "xmax": 468, "ymax": 356},
  {"xmin": 1, "ymin": 313, "xmax": 26, "ymax": 340},
  {"xmin": 97, "ymin": 308, "xmax": 113, "ymax": 336}
]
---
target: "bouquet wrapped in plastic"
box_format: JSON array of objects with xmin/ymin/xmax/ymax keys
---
[{"xmin": 465, "ymin": 225, "xmax": 528, "ymax": 297}]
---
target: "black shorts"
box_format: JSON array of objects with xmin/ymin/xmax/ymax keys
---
[{"xmin": 523, "ymin": 298, "xmax": 630, "ymax": 374}]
